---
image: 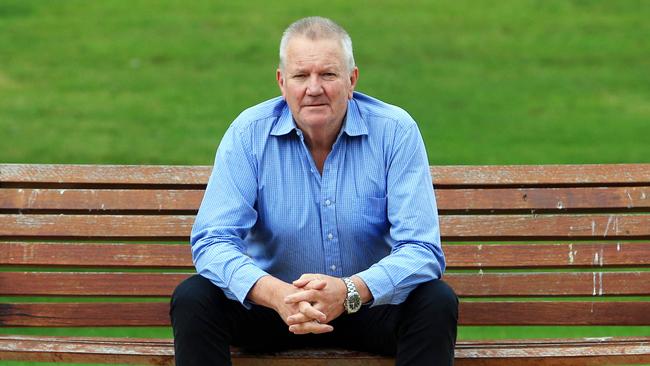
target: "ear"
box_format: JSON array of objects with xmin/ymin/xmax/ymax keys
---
[
  {"xmin": 348, "ymin": 67, "xmax": 359, "ymax": 99},
  {"xmin": 277, "ymin": 69, "xmax": 286, "ymax": 99}
]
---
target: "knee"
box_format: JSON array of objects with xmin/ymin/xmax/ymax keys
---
[
  {"xmin": 170, "ymin": 274, "xmax": 222, "ymax": 318},
  {"xmin": 404, "ymin": 280, "xmax": 458, "ymax": 327}
]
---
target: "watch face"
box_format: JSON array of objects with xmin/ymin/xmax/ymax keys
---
[{"xmin": 347, "ymin": 292, "xmax": 362, "ymax": 313}]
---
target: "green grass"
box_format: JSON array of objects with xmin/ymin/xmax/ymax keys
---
[
  {"xmin": 1, "ymin": 0, "xmax": 649, "ymax": 165},
  {"xmin": 1, "ymin": 1, "xmax": 649, "ymax": 364}
]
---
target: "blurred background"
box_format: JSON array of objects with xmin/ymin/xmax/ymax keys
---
[
  {"xmin": 1, "ymin": 1, "xmax": 649, "ymax": 365},
  {"xmin": 1, "ymin": 0, "xmax": 648, "ymax": 166}
]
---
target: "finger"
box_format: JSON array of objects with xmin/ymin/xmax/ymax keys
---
[
  {"xmin": 303, "ymin": 279, "xmax": 327, "ymax": 290},
  {"xmin": 292, "ymin": 277, "xmax": 311, "ymax": 288},
  {"xmin": 286, "ymin": 312, "xmax": 311, "ymax": 325},
  {"xmin": 289, "ymin": 321, "xmax": 333, "ymax": 335},
  {"xmin": 284, "ymin": 289, "xmax": 317, "ymax": 304},
  {"xmin": 299, "ymin": 301, "xmax": 327, "ymax": 322}
]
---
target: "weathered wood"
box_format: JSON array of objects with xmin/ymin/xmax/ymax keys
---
[
  {"xmin": 2, "ymin": 301, "xmax": 649, "ymax": 327},
  {"xmin": 442, "ymin": 214, "xmax": 650, "ymax": 240},
  {"xmin": 0, "ymin": 214, "xmax": 195, "ymax": 239},
  {"xmin": 1, "ymin": 335, "xmax": 649, "ymax": 366},
  {"xmin": 3, "ymin": 242, "xmax": 648, "ymax": 269},
  {"xmin": 2, "ymin": 271, "xmax": 648, "ymax": 297},
  {"xmin": 0, "ymin": 188, "xmax": 203, "ymax": 211},
  {"xmin": 444, "ymin": 242, "xmax": 650, "ymax": 268},
  {"xmin": 2, "ymin": 163, "xmax": 650, "ymax": 364},
  {"xmin": 430, "ymin": 164, "xmax": 650, "ymax": 187},
  {"xmin": 2, "ymin": 214, "xmax": 650, "ymax": 240},
  {"xmin": 460, "ymin": 301, "xmax": 650, "ymax": 325},
  {"xmin": 0, "ymin": 272, "xmax": 191, "ymax": 296},
  {"xmin": 0, "ymin": 164, "xmax": 211, "ymax": 185},
  {"xmin": 3, "ymin": 164, "xmax": 650, "ymax": 186},
  {"xmin": 0, "ymin": 242, "xmax": 193, "ymax": 268},
  {"xmin": 3, "ymin": 186, "xmax": 649, "ymax": 212},
  {"xmin": 435, "ymin": 186, "xmax": 650, "ymax": 212}
]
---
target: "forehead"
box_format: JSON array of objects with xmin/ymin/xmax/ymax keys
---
[{"xmin": 284, "ymin": 36, "xmax": 345, "ymax": 70}]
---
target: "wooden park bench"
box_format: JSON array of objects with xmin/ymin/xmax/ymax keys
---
[{"xmin": 1, "ymin": 163, "xmax": 649, "ymax": 365}]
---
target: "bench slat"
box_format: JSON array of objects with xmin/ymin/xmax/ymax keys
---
[
  {"xmin": 436, "ymin": 187, "xmax": 650, "ymax": 212},
  {"xmin": 0, "ymin": 189, "xmax": 203, "ymax": 211},
  {"xmin": 0, "ymin": 164, "xmax": 211, "ymax": 186},
  {"xmin": 1, "ymin": 335, "xmax": 649, "ymax": 366},
  {"xmin": 0, "ymin": 242, "xmax": 193, "ymax": 268},
  {"xmin": 445, "ymin": 242, "xmax": 650, "ymax": 268},
  {"xmin": 3, "ymin": 187, "xmax": 649, "ymax": 212},
  {"xmin": 2, "ymin": 214, "xmax": 650, "ymax": 240},
  {"xmin": 2, "ymin": 272, "xmax": 648, "ymax": 297},
  {"xmin": 2, "ymin": 302, "xmax": 648, "ymax": 327},
  {"xmin": 3, "ymin": 164, "xmax": 650, "ymax": 186},
  {"xmin": 430, "ymin": 164, "xmax": 650, "ymax": 187},
  {"xmin": 3, "ymin": 242, "xmax": 648, "ymax": 269}
]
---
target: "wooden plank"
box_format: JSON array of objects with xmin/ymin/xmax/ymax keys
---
[
  {"xmin": 0, "ymin": 272, "xmax": 191, "ymax": 296},
  {"xmin": 435, "ymin": 187, "xmax": 650, "ymax": 212},
  {"xmin": 460, "ymin": 302, "xmax": 650, "ymax": 326},
  {"xmin": 0, "ymin": 189, "xmax": 203, "ymax": 211},
  {"xmin": 3, "ymin": 164, "xmax": 650, "ymax": 187},
  {"xmin": 441, "ymin": 214, "xmax": 650, "ymax": 240},
  {"xmin": 3, "ymin": 186, "xmax": 649, "ymax": 212},
  {"xmin": 2, "ymin": 272, "xmax": 648, "ymax": 297},
  {"xmin": 0, "ymin": 214, "xmax": 195, "ymax": 239},
  {"xmin": 430, "ymin": 164, "xmax": 650, "ymax": 187},
  {"xmin": 1, "ymin": 302, "xmax": 649, "ymax": 327},
  {"xmin": 2, "ymin": 242, "xmax": 648, "ymax": 269},
  {"xmin": 447, "ymin": 272, "xmax": 650, "ymax": 297},
  {"xmin": 1, "ymin": 337, "xmax": 649, "ymax": 366},
  {"xmin": 0, "ymin": 302, "xmax": 171, "ymax": 327},
  {"xmin": 2, "ymin": 214, "xmax": 650, "ymax": 240},
  {"xmin": 1, "ymin": 336, "xmax": 649, "ymax": 366},
  {"xmin": 0, "ymin": 242, "xmax": 193, "ymax": 267},
  {"xmin": 0, "ymin": 164, "xmax": 211, "ymax": 185},
  {"xmin": 444, "ymin": 242, "xmax": 650, "ymax": 269}
]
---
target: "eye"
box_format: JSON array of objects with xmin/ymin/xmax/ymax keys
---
[
  {"xmin": 292, "ymin": 74, "xmax": 307, "ymax": 79},
  {"xmin": 322, "ymin": 72, "xmax": 337, "ymax": 79}
]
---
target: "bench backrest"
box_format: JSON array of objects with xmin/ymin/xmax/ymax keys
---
[{"xmin": 1, "ymin": 164, "xmax": 649, "ymax": 328}]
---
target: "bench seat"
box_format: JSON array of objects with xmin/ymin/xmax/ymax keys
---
[{"xmin": 1, "ymin": 163, "xmax": 649, "ymax": 365}]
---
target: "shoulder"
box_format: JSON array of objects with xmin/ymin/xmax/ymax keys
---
[
  {"xmin": 352, "ymin": 92, "xmax": 417, "ymax": 131},
  {"xmin": 229, "ymin": 96, "xmax": 287, "ymax": 132}
]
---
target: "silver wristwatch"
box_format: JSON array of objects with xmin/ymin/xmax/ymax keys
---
[{"xmin": 342, "ymin": 277, "xmax": 362, "ymax": 314}]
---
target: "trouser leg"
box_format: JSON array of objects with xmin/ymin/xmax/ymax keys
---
[
  {"xmin": 170, "ymin": 274, "xmax": 296, "ymax": 366},
  {"xmin": 333, "ymin": 280, "xmax": 458, "ymax": 366}
]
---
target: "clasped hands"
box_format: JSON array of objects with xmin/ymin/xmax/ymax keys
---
[{"xmin": 279, "ymin": 273, "xmax": 347, "ymax": 335}]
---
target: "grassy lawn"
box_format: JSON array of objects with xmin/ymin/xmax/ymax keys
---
[
  {"xmin": 1, "ymin": 0, "xmax": 649, "ymax": 165},
  {"xmin": 1, "ymin": 1, "xmax": 649, "ymax": 365}
]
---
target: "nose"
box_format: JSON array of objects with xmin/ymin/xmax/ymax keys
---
[{"xmin": 306, "ymin": 75, "xmax": 323, "ymax": 96}]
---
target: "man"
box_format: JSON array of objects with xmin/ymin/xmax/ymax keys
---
[{"xmin": 171, "ymin": 16, "xmax": 458, "ymax": 366}]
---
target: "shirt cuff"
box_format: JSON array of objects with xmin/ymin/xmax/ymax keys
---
[
  {"xmin": 356, "ymin": 265, "xmax": 395, "ymax": 306},
  {"xmin": 228, "ymin": 263, "xmax": 269, "ymax": 309}
]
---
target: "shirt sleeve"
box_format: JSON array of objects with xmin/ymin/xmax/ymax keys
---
[
  {"xmin": 356, "ymin": 121, "xmax": 446, "ymax": 306},
  {"xmin": 190, "ymin": 123, "xmax": 268, "ymax": 308}
]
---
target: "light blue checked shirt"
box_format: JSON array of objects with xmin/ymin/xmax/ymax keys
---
[{"xmin": 191, "ymin": 91, "xmax": 445, "ymax": 307}]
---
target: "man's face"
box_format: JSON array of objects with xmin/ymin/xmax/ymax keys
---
[{"xmin": 277, "ymin": 36, "xmax": 358, "ymax": 134}]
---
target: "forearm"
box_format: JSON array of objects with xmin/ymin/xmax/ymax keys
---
[
  {"xmin": 357, "ymin": 241, "xmax": 444, "ymax": 306},
  {"xmin": 247, "ymin": 275, "xmax": 293, "ymax": 310}
]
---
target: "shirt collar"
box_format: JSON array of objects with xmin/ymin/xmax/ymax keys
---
[{"xmin": 269, "ymin": 97, "xmax": 369, "ymax": 137}]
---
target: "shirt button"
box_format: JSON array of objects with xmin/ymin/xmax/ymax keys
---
[
  {"xmin": 330, "ymin": 265, "xmax": 337, "ymax": 271},
  {"xmin": 327, "ymin": 233, "xmax": 333, "ymax": 240},
  {"xmin": 325, "ymin": 199, "xmax": 331, "ymax": 206}
]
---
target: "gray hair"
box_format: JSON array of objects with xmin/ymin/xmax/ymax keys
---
[{"xmin": 279, "ymin": 16, "xmax": 355, "ymax": 73}]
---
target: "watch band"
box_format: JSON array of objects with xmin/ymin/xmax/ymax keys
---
[{"xmin": 342, "ymin": 277, "xmax": 362, "ymax": 314}]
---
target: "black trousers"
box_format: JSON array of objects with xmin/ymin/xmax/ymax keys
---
[{"xmin": 170, "ymin": 275, "xmax": 458, "ymax": 366}]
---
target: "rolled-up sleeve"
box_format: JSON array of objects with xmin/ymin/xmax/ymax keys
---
[
  {"xmin": 190, "ymin": 123, "xmax": 267, "ymax": 308},
  {"xmin": 357, "ymin": 122, "xmax": 445, "ymax": 306}
]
